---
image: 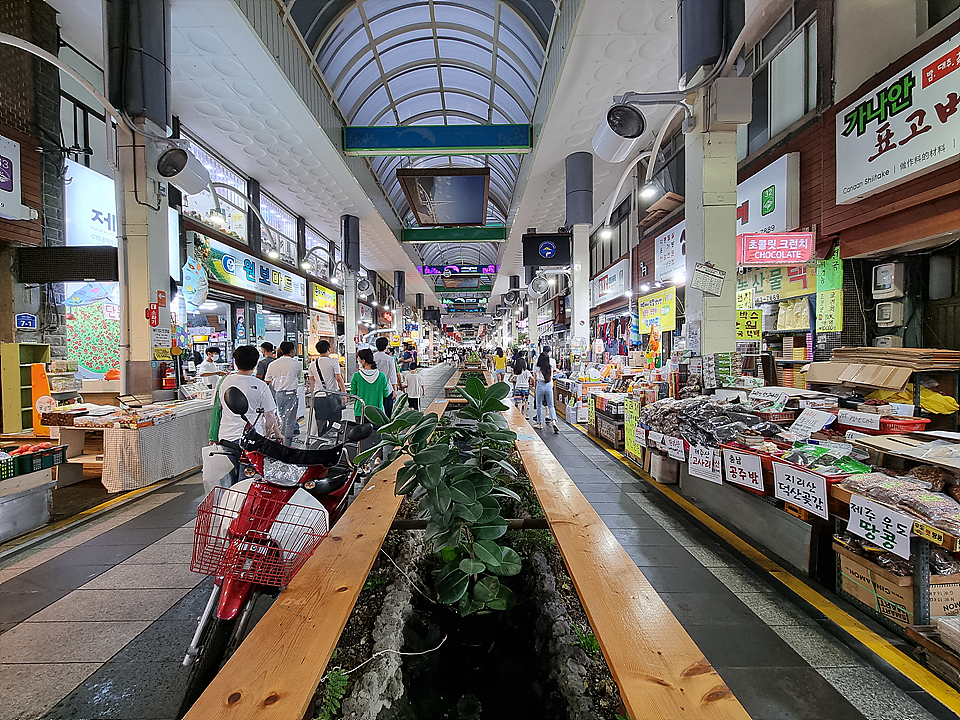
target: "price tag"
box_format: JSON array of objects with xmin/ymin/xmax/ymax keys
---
[
  {"xmin": 837, "ymin": 409, "xmax": 882, "ymax": 430},
  {"xmin": 889, "ymin": 402, "xmax": 914, "ymax": 417},
  {"xmin": 648, "ymin": 431, "xmax": 664, "ymax": 446},
  {"xmin": 721, "ymin": 449, "xmax": 764, "ymax": 491},
  {"xmin": 799, "ymin": 397, "xmax": 837, "ymax": 410},
  {"xmin": 664, "ymin": 436, "xmax": 686, "ymax": 461},
  {"xmin": 847, "ymin": 495, "xmax": 912, "ymax": 559},
  {"xmin": 689, "ymin": 446, "xmax": 722, "ymax": 484},
  {"xmin": 788, "ymin": 409, "xmax": 836, "ymax": 438},
  {"xmin": 772, "ymin": 462, "xmax": 829, "ymax": 519},
  {"xmin": 913, "ymin": 521, "xmax": 946, "ymax": 546},
  {"xmin": 636, "ymin": 428, "xmax": 647, "ymax": 447},
  {"xmin": 749, "ymin": 387, "xmax": 789, "ymax": 411}
]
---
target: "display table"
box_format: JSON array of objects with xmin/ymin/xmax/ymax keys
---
[{"xmin": 53, "ymin": 405, "xmax": 213, "ymax": 493}]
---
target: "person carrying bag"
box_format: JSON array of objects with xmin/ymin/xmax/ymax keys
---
[{"xmin": 309, "ymin": 339, "xmax": 346, "ymax": 436}]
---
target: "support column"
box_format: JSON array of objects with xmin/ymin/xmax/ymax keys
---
[
  {"xmin": 684, "ymin": 83, "xmax": 739, "ymax": 355},
  {"xmin": 566, "ymin": 152, "xmax": 592, "ymax": 350},
  {"xmin": 117, "ymin": 124, "xmax": 171, "ymax": 397},
  {"xmin": 527, "ymin": 297, "xmax": 539, "ymax": 354},
  {"xmin": 341, "ymin": 214, "xmax": 359, "ymax": 378}
]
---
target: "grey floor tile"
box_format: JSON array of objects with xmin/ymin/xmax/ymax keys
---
[
  {"xmin": 658, "ymin": 591, "xmax": 761, "ymax": 626},
  {"xmin": 686, "ymin": 621, "xmax": 810, "ymax": 669},
  {"xmin": 717, "ymin": 667, "xmax": 867, "ymax": 720},
  {"xmin": 597, "ymin": 514, "xmax": 663, "ymax": 529},
  {"xmin": 619, "ymin": 544, "xmax": 701, "ymax": 567},
  {"xmin": 685, "ymin": 545, "xmax": 739, "ymax": 568},
  {"xmin": 0, "ymin": 620, "xmax": 150, "ymax": 663},
  {"xmin": 637, "ymin": 564, "xmax": 731, "ymax": 594},
  {"xmin": 0, "ymin": 662, "xmax": 100, "ymax": 720},
  {"xmin": 27, "ymin": 588, "xmax": 192, "ymax": 622},
  {"xmin": 708, "ymin": 566, "xmax": 774, "ymax": 594},
  {"xmin": 817, "ymin": 667, "xmax": 939, "ymax": 720},
  {"xmin": 739, "ymin": 591, "xmax": 821, "ymax": 626},
  {"xmin": 773, "ymin": 625, "xmax": 865, "ymax": 669},
  {"xmin": 586, "ymin": 500, "xmax": 651, "ymax": 516},
  {"xmin": 80, "ymin": 563, "xmax": 203, "ymax": 590},
  {"xmin": 109, "ymin": 619, "xmax": 198, "ymax": 664},
  {"xmin": 609, "ymin": 527, "xmax": 682, "ymax": 547},
  {"xmin": 125, "ymin": 542, "xmax": 194, "ymax": 565}
]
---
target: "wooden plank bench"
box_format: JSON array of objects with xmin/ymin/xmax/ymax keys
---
[
  {"xmin": 182, "ymin": 400, "xmax": 449, "ymax": 720},
  {"xmin": 503, "ymin": 406, "xmax": 751, "ymax": 720}
]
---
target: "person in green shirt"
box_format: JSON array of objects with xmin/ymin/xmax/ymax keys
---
[{"xmin": 350, "ymin": 347, "xmax": 389, "ymax": 419}]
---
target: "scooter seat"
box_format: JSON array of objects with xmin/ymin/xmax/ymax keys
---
[{"xmin": 306, "ymin": 466, "xmax": 351, "ymax": 496}]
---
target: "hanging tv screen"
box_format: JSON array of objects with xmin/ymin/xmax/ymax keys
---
[{"xmin": 398, "ymin": 167, "xmax": 489, "ymax": 226}]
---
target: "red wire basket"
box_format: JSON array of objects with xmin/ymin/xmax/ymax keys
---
[{"xmin": 191, "ymin": 485, "xmax": 329, "ymax": 588}]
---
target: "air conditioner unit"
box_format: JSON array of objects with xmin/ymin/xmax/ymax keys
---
[{"xmin": 875, "ymin": 301, "xmax": 904, "ymax": 327}]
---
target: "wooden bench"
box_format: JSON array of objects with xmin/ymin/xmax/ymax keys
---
[
  {"xmin": 443, "ymin": 369, "xmax": 495, "ymax": 403},
  {"xmin": 503, "ymin": 406, "xmax": 751, "ymax": 720},
  {"xmin": 182, "ymin": 400, "xmax": 449, "ymax": 720}
]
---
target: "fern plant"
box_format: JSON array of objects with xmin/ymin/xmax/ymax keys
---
[{"xmin": 316, "ymin": 669, "xmax": 348, "ymax": 720}]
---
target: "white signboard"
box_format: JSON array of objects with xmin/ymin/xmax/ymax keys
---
[
  {"xmin": 789, "ymin": 408, "xmax": 836, "ymax": 438},
  {"xmin": 836, "ymin": 33, "xmax": 960, "ymax": 204},
  {"xmin": 655, "ymin": 221, "xmax": 685, "ymax": 281},
  {"xmin": 689, "ymin": 446, "xmax": 722, "ymax": 484},
  {"xmin": 664, "ymin": 436, "xmax": 686, "ymax": 461},
  {"xmin": 749, "ymin": 387, "xmax": 789, "ymax": 411},
  {"xmin": 735, "ymin": 154, "xmax": 800, "ymax": 235},
  {"xmin": 359, "ymin": 303, "xmax": 375, "ymax": 326},
  {"xmin": 722, "ymin": 448, "xmax": 764, "ymax": 491},
  {"xmin": 772, "ymin": 462, "xmax": 829, "ymax": 519},
  {"xmin": 591, "ymin": 258, "xmax": 631, "ymax": 308},
  {"xmin": 848, "ymin": 494, "xmax": 913, "ymax": 559},
  {"xmin": 648, "ymin": 431, "xmax": 664, "ymax": 447},
  {"xmin": 837, "ymin": 409, "xmax": 882, "ymax": 430},
  {"xmin": 64, "ymin": 159, "xmax": 118, "ymax": 247},
  {"xmin": 202, "ymin": 238, "xmax": 307, "ymax": 306},
  {"xmin": 636, "ymin": 427, "xmax": 647, "ymax": 447}
]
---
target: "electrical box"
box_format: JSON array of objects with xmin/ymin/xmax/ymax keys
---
[
  {"xmin": 873, "ymin": 262, "xmax": 905, "ymax": 299},
  {"xmin": 874, "ymin": 335, "xmax": 904, "ymax": 348},
  {"xmin": 876, "ymin": 301, "xmax": 904, "ymax": 327}
]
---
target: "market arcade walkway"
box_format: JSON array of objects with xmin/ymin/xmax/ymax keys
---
[{"xmin": 0, "ymin": 362, "xmax": 951, "ymax": 719}]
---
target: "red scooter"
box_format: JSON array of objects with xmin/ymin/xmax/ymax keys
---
[{"xmin": 178, "ymin": 387, "xmax": 374, "ymax": 717}]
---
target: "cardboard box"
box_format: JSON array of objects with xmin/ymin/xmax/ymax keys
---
[
  {"xmin": 806, "ymin": 362, "xmax": 911, "ymax": 390},
  {"xmin": 835, "ymin": 544, "xmax": 960, "ymax": 627},
  {"xmin": 650, "ymin": 451, "xmax": 679, "ymax": 484}
]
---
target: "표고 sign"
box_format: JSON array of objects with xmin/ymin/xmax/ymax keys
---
[
  {"xmin": 772, "ymin": 462, "xmax": 829, "ymax": 519},
  {"xmin": 847, "ymin": 494, "xmax": 913, "ymax": 559},
  {"xmin": 722, "ymin": 448, "xmax": 764, "ymax": 491},
  {"xmin": 736, "ymin": 232, "xmax": 815, "ymax": 266}
]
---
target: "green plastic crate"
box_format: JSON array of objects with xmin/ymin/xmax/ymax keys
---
[
  {"xmin": 16, "ymin": 452, "xmax": 44, "ymax": 475},
  {"xmin": 0, "ymin": 456, "xmax": 16, "ymax": 479}
]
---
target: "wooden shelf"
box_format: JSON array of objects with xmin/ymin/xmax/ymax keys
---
[{"xmin": 776, "ymin": 359, "xmax": 810, "ymax": 364}]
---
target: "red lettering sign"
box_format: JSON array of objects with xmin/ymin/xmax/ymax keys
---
[
  {"xmin": 736, "ymin": 232, "xmax": 816, "ymax": 266},
  {"xmin": 145, "ymin": 303, "xmax": 159, "ymax": 328},
  {"xmin": 922, "ymin": 43, "xmax": 960, "ymax": 88}
]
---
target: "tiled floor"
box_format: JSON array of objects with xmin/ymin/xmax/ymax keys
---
[{"xmin": 0, "ymin": 365, "xmax": 953, "ymax": 720}]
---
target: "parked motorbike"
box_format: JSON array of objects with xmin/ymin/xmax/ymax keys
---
[{"xmin": 178, "ymin": 388, "xmax": 374, "ymax": 717}]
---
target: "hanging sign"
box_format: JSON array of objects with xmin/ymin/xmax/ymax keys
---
[
  {"xmin": 772, "ymin": 462, "xmax": 829, "ymax": 519},
  {"xmin": 736, "ymin": 232, "xmax": 815, "ymax": 266},
  {"xmin": 816, "ymin": 288, "xmax": 843, "ymax": 333},
  {"xmin": 836, "ymin": 33, "xmax": 960, "ymax": 205},
  {"xmin": 145, "ymin": 303, "xmax": 159, "ymax": 328},
  {"xmin": 816, "ymin": 248, "xmax": 843, "ymax": 292},
  {"xmin": 64, "ymin": 159, "xmax": 118, "ymax": 247},
  {"xmin": 0, "ymin": 134, "xmax": 25, "ymax": 221},
  {"xmin": 182, "ymin": 256, "xmax": 209, "ymax": 308},
  {"xmin": 310, "ymin": 282, "xmax": 338, "ymax": 314},
  {"xmin": 736, "ymin": 309, "xmax": 762, "ymax": 340},
  {"xmin": 847, "ymin": 494, "xmax": 913, "ymax": 559},
  {"xmin": 197, "ymin": 236, "xmax": 307, "ymax": 305},
  {"xmin": 637, "ymin": 287, "xmax": 677, "ymax": 333},
  {"xmin": 358, "ymin": 304, "xmax": 375, "ymax": 325},
  {"xmin": 592, "ymin": 258, "xmax": 630, "ymax": 308},
  {"xmin": 736, "ymin": 288, "xmax": 754, "ymax": 309},
  {"xmin": 689, "ymin": 446, "xmax": 722, "ymax": 484},
  {"xmin": 722, "ymin": 448, "xmax": 764, "ymax": 491},
  {"xmin": 654, "ymin": 221, "xmax": 685, "ymax": 281},
  {"xmin": 686, "ymin": 319, "xmax": 702, "ymax": 356},
  {"xmin": 736, "ymin": 154, "xmax": 801, "ymax": 235},
  {"xmin": 737, "ymin": 266, "xmax": 816, "ymax": 303},
  {"xmin": 690, "ymin": 263, "xmax": 726, "ymax": 296}
]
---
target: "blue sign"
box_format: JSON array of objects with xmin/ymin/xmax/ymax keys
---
[
  {"xmin": 15, "ymin": 313, "xmax": 37, "ymax": 329},
  {"xmin": 539, "ymin": 240, "xmax": 557, "ymax": 259}
]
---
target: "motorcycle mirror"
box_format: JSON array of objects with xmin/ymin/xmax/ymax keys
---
[
  {"xmin": 347, "ymin": 423, "xmax": 375, "ymax": 443},
  {"xmin": 223, "ymin": 387, "xmax": 249, "ymax": 417}
]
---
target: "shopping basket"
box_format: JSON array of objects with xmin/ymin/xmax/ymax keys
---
[{"xmin": 191, "ymin": 485, "xmax": 329, "ymax": 588}]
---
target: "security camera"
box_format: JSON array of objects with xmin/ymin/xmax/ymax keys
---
[
  {"xmin": 154, "ymin": 143, "xmax": 211, "ymax": 195},
  {"xmin": 528, "ymin": 273, "xmax": 550, "ymax": 299},
  {"xmin": 357, "ymin": 276, "xmax": 372, "ymax": 296},
  {"xmin": 502, "ymin": 290, "xmax": 521, "ymax": 306},
  {"xmin": 606, "ymin": 100, "xmax": 646, "ymax": 139}
]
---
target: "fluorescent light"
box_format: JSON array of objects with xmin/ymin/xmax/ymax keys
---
[
  {"xmin": 600, "ymin": 226, "xmax": 613, "ymax": 240},
  {"xmin": 673, "ymin": 271, "xmax": 685, "ymax": 284},
  {"xmin": 266, "ymin": 248, "xmax": 280, "ymax": 259},
  {"xmin": 640, "ymin": 283, "xmax": 650, "ymax": 293},
  {"xmin": 300, "ymin": 260, "xmax": 312, "ymax": 270},
  {"xmin": 640, "ymin": 182, "xmax": 659, "ymax": 199}
]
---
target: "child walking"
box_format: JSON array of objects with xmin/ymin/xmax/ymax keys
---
[
  {"xmin": 402, "ymin": 362, "xmax": 425, "ymax": 410},
  {"xmin": 510, "ymin": 363, "xmax": 532, "ymax": 417}
]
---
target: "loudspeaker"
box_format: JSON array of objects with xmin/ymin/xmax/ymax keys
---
[
  {"xmin": 394, "ymin": 270, "xmax": 405, "ymax": 304},
  {"xmin": 341, "ymin": 215, "xmax": 360, "ymax": 271},
  {"xmin": 416, "ymin": 293, "xmax": 424, "ymax": 309}
]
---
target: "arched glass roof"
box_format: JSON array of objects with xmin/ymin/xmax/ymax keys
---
[{"xmin": 296, "ymin": 0, "xmax": 556, "ymax": 267}]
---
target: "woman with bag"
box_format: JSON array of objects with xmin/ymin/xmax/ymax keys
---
[{"xmin": 308, "ymin": 339, "xmax": 347, "ymax": 436}]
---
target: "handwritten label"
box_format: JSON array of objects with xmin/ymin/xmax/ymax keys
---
[
  {"xmin": 664, "ymin": 436, "xmax": 686, "ymax": 461},
  {"xmin": 772, "ymin": 462, "xmax": 829, "ymax": 519},
  {"xmin": 636, "ymin": 428, "xmax": 647, "ymax": 447},
  {"xmin": 749, "ymin": 387, "xmax": 789, "ymax": 411},
  {"xmin": 722, "ymin": 449, "xmax": 764, "ymax": 491},
  {"xmin": 838, "ymin": 409, "xmax": 882, "ymax": 430},
  {"xmin": 789, "ymin": 409, "xmax": 836, "ymax": 438},
  {"xmin": 689, "ymin": 446, "xmax": 722, "ymax": 484},
  {"xmin": 889, "ymin": 402, "xmax": 914, "ymax": 417},
  {"xmin": 648, "ymin": 431, "xmax": 664, "ymax": 446},
  {"xmin": 799, "ymin": 397, "xmax": 837, "ymax": 410},
  {"xmin": 848, "ymin": 495, "xmax": 912, "ymax": 559}
]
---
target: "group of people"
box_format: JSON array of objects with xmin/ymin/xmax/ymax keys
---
[{"xmin": 488, "ymin": 345, "xmax": 559, "ymax": 433}]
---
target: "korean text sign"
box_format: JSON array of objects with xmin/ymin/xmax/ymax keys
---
[
  {"xmin": 310, "ymin": 282, "xmax": 338, "ymax": 314},
  {"xmin": 722, "ymin": 448, "xmax": 764, "ymax": 491},
  {"xmin": 847, "ymin": 494, "xmax": 913, "ymax": 559},
  {"xmin": 201, "ymin": 237, "xmax": 307, "ymax": 306},
  {"xmin": 836, "ymin": 33, "xmax": 959, "ymax": 204},
  {"xmin": 737, "ymin": 266, "xmax": 816, "ymax": 303},
  {"xmin": 736, "ymin": 309, "xmax": 762, "ymax": 340},
  {"xmin": 772, "ymin": 462, "xmax": 828, "ymax": 519},
  {"xmin": 637, "ymin": 286, "xmax": 677, "ymax": 333},
  {"xmin": 736, "ymin": 232, "xmax": 815, "ymax": 265},
  {"xmin": 689, "ymin": 446, "xmax": 722, "ymax": 484}
]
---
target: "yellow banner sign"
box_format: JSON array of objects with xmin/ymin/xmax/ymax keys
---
[
  {"xmin": 310, "ymin": 282, "xmax": 338, "ymax": 314},
  {"xmin": 737, "ymin": 266, "xmax": 816, "ymax": 303},
  {"xmin": 637, "ymin": 287, "xmax": 677, "ymax": 333},
  {"xmin": 736, "ymin": 309, "xmax": 762, "ymax": 340},
  {"xmin": 816, "ymin": 288, "xmax": 843, "ymax": 333},
  {"xmin": 736, "ymin": 288, "xmax": 754, "ymax": 309}
]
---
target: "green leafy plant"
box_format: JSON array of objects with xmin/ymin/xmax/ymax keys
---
[
  {"xmin": 316, "ymin": 669, "xmax": 348, "ymax": 720},
  {"xmin": 357, "ymin": 380, "xmax": 521, "ymax": 615},
  {"xmin": 572, "ymin": 623, "xmax": 601, "ymax": 658},
  {"xmin": 362, "ymin": 572, "xmax": 389, "ymax": 592}
]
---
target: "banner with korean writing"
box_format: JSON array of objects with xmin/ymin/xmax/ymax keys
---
[
  {"xmin": 198, "ymin": 236, "xmax": 307, "ymax": 306},
  {"xmin": 736, "ymin": 309, "xmax": 762, "ymax": 340},
  {"xmin": 816, "ymin": 247, "xmax": 843, "ymax": 292},
  {"xmin": 736, "ymin": 266, "xmax": 817, "ymax": 303},
  {"xmin": 637, "ymin": 286, "xmax": 677, "ymax": 333},
  {"xmin": 737, "ymin": 232, "xmax": 815, "ymax": 266},
  {"xmin": 836, "ymin": 33, "xmax": 959, "ymax": 205},
  {"xmin": 816, "ymin": 288, "xmax": 843, "ymax": 332},
  {"xmin": 310, "ymin": 282, "xmax": 338, "ymax": 314}
]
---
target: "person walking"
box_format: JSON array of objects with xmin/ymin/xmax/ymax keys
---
[
  {"xmin": 264, "ymin": 341, "xmax": 302, "ymax": 445},
  {"xmin": 510, "ymin": 362, "xmax": 532, "ymax": 417},
  {"xmin": 534, "ymin": 346, "xmax": 559, "ymax": 433},
  {"xmin": 492, "ymin": 347, "xmax": 507, "ymax": 383},
  {"xmin": 402, "ymin": 361, "xmax": 425, "ymax": 410},
  {"xmin": 351, "ymin": 348, "xmax": 389, "ymax": 418},
  {"xmin": 308, "ymin": 339, "xmax": 346, "ymax": 436},
  {"xmin": 373, "ymin": 336, "xmax": 399, "ymax": 416},
  {"xmin": 255, "ymin": 342, "xmax": 276, "ymax": 380}
]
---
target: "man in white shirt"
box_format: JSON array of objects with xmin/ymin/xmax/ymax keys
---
[
  {"xmin": 217, "ymin": 346, "xmax": 279, "ymax": 444},
  {"xmin": 373, "ymin": 336, "xmax": 398, "ymax": 416},
  {"xmin": 308, "ymin": 339, "xmax": 346, "ymax": 436},
  {"xmin": 265, "ymin": 341, "xmax": 303, "ymax": 445},
  {"xmin": 197, "ymin": 346, "xmax": 226, "ymax": 388}
]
